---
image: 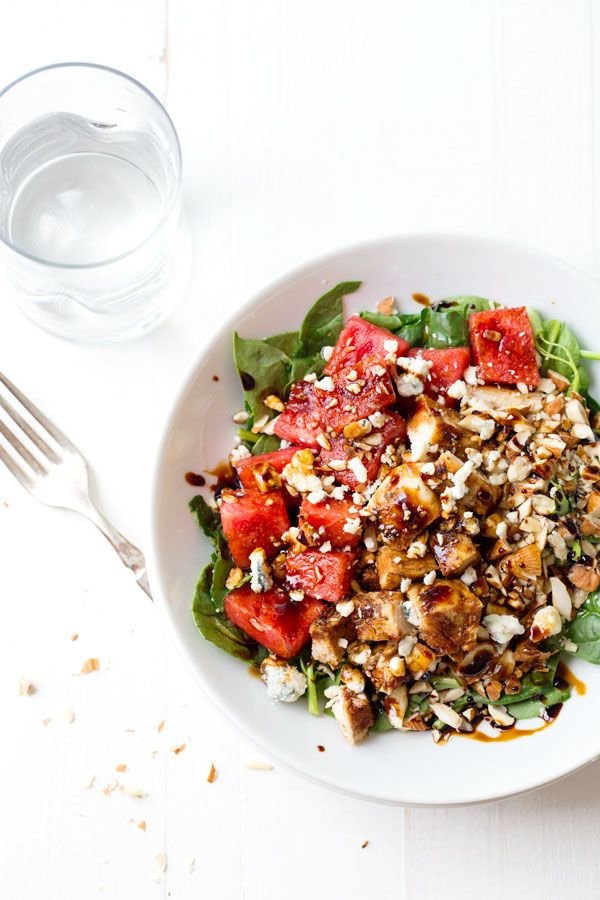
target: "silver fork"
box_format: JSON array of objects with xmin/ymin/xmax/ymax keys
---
[{"xmin": 0, "ymin": 372, "xmax": 152, "ymax": 599}]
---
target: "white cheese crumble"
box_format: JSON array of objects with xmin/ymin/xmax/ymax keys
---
[
  {"xmin": 249, "ymin": 549, "xmax": 273, "ymax": 593},
  {"xmin": 400, "ymin": 577, "xmax": 412, "ymax": 593},
  {"xmin": 395, "ymin": 373, "xmax": 425, "ymax": 397},
  {"xmin": 230, "ymin": 444, "xmax": 252, "ymax": 463},
  {"xmin": 383, "ymin": 339, "xmax": 398, "ymax": 354},
  {"xmin": 423, "ymin": 570, "xmax": 437, "ymax": 586},
  {"xmin": 447, "ymin": 379, "xmax": 467, "ymax": 400},
  {"xmin": 463, "ymin": 366, "xmax": 478, "ymax": 385},
  {"xmin": 368, "ymin": 411, "xmax": 387, "ymax": 428},
  {"xmin": 397, "ymin": 634, "xmax": 418, "ymax": 657},
  {"xmin": 460, "ymin": 566, "xmax": 478, "ymax": 586},
  {"xmin": 483, "ymin": 613, "xmax": 525, "ymax": 645},
  {"xmin": 260, "ymin": 658, "xmax": 307, "ymax": 703},
  {"xmin": 319, "ymin": 541, "xmax": 332, "ymax": 553},
  {"xmin": 282, "ymin": 450, "xmax": 322, "ymax": 494},
  {"xmin": 314, "ymin": 376, "xmax": 334, "ymax": 392},
  {"xmin": 343, "ymin": 517, "xmax": 362, "ymax": 535},
  {"xmin": 321, "ymin": 345, "xmax": 334, "ymax": 361},
  {"xmin": 449, "ymin": 460, "xmax": 475, "ymax": 500}
]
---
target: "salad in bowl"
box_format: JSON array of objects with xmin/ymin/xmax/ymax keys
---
[{"xmin": 187, "ymin": 281, "xmax": 600, "ymax": 746}]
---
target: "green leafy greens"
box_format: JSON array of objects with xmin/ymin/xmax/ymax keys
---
[
  {"xmin": 361, "ymin": 295, "xmax": 495, "ymax": 350},
  {"xmin": 233, "ymin": 281, "xmax": 361, "ymax": 450},
  {"xmin": 189, "ymin": 495, "xmax": 257, "ymax": 661},
  {"xmin": 567, "ymin": 591, "xmax": 600, "ymax": 664}
]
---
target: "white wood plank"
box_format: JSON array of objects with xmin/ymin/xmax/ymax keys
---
[{"xmin": 1, "ymin": 0, "xmax": 166, "ymax": 98}]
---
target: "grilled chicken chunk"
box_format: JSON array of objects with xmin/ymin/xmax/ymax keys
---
[
  {"xmin": 330, "ymin": 686, "xmax": 374, "ymax": 744},
  {"xmin": 310, "ymin": 610, "xmax": 356, "ymax": 668},
  {"xmin": 376, "ymin": 546, "xmax": 438, "ymax": 589},
  {"xmin": 431, "ymin": 532, "xmax": 479, "ymax": 576},
  {"xmin": 408, "ymin": 579, "xmax": 482, "ymax": 657},
  {"xmin": 438, "ymin": 450, "xmax": 501, "ymax": 516},
  {"xmin": 353, "ymin": 591, "xmax": 415, "ymax": 642},
  {"xmin": 367, "ymin": 463, "xmax": 441, "ymax": 545}
]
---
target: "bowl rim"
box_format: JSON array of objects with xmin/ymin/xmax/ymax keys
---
[{"xmin": 147, "ymin": 230, "xmax": 600, "ymax": 806}]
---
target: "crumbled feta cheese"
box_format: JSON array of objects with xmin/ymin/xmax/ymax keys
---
[
  {"xmin": 347, "ymin": 456, "xmax": 368, "ymax": 484},
  {"xmin": 321, "ymin": 345, "xmax": 334, "ymax": 362},
  {"xmin": 403, "ymin": 599, "xmax": 421, "ymax": 626},
  {"xmin": 304, "ymin": 372, "xmax": 317, "ymax": 383},
  {"xmin": 260, "ymin": 657, "xmax": 307, "ymax": 702},
  {"xmin": 282, "ymin": 449, "xmax": 322, "ymax": 494},
  {"xmin": 406, "ymin": 538, "xmax": 428, "ymax": 559},
  {"xmin": 320, "ymin": 541, "xmax": 332, "ymax": 553},
  {"xmin": 315, "ymin": 376, "xmax": 334, "ymax": 392},
  {"xmin": 400, "ymin": 577, "xmax": 412, "ymax": 593},
  {"xmin": 230, "ymin": 444, "xmax": 252, "ymax": 463},
  {"xmin": 460, "ymin": 566, "xmax": 478, "ymax": 586},
  {"xmin": 249, "ymin": 549, "xmax": 273, "ymax": 593},
  {"xmin": 449, "ymin": 460, "xmax": 475, "ymax": 500},
  {"xmin": 447, "ymin": 379, "xmax": 468, "ymax": 400},
  {"xmin": 395, "ymin": 372, "xmax": 425, "ymax": 397},
  {"xmin": 330, "ymin": 485, "xmax": 349, "ymax": 500},
  {"xmin": 383, "ymin": 339, "xmax": 398, "ymax": 354},
  {"xmin": 343, "ymin": 517, "xmax": 362, "ymax": 535},
  {"xmin": 363, "ymin": 526, "xmax": 377, "ymax": 551},
  {"xmin": 464, "ymin": 366, "xmax": 478, "ymax": 385},
  {"xmin": 397, "ymin": 634, "xmax": 418, "ymax": 657},
  {"xmin": 368, "ymin": 411, "xmax": 386, "ymax": 428},
  {"xmin": 289, "ymin": 589, "xmax": 305, "ymax": 602},
  {"xmin": 397, "ymin": 355, "xmax": 433, "ymax": 378},
  {"xmin": 420, "ymin": 462, "xmax": 435, "ymax": 475},
  {"xmin": 483, "ymin": 613, "xmax": 525, "ymax": 645},
  {"xmin": 423, "ymin": 570, "xmax": 437, "ymax": 586},
  {"xmin": 306, "ymin": 489, "xmax": 328, "ymax": 504}
]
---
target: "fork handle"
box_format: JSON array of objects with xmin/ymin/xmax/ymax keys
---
[{"xmin": 83, "ymin": 505, "xmax": 153, "ymax": 599}]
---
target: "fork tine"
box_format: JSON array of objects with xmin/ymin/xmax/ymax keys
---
[
  {"xmin": 0, "ymin": 442, "xmax": 35, "ymax": 491},
  {"xmin": 0, "ymin": 393, "xmax": 60, "ymax": 463},
  {"xmin": 0, "ymin": 372, "xmax": 76, "ymax": 452},
  {"xmin": 0, "ymin": 419, "xmax": 47, "ymax": 475}
]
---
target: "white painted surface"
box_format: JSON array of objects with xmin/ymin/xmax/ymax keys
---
[{"xmin": 0, "ymin": 1, "xmax": 599, "ymax": 897}]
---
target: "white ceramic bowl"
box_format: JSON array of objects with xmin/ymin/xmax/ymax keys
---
[{"xmin": 150, "ymin": 233, "xmax": 600, "ymax": 806}]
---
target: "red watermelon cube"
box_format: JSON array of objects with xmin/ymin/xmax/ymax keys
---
[
  {"xmin": 219, "ymin": 490, "xmax": 290, "ymax": 568},
  {"xmin": 299, "ymin": 497, "xmax": 362, "ymax": 549},
  {"xmin": 408, "ymin": 347, "xmax": 471, "ymax": 406},
  {"xmin": 469, "ymin": 307, "xmax": 540, "ymax": 387},
  {"xmin": 286, "ymin": 549, "xmax": 354, "ymax": 602},
  {"xmin": 224, "ymin": 586, "xmax": 324, "ymax": 658},
  {"xmin": 324, "ymin": 316, "xmax": 410, "ymax": 374}
]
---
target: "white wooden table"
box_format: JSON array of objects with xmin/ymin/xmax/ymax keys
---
[{"xmin": 1, "ymin": 2, "xmax": 600, "ymax": 897}]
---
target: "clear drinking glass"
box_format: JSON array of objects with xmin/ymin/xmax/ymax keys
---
[{"xmin": 0, "ymin": 63, "xmax": 191, "ymax": 342}]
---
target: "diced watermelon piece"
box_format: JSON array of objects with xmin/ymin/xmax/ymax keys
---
[
  {"xmin": 316, "ymin": 357, "xmax": 396, "ymax": 432},
  {"xmin": 299, "ymin": 498, "xmax": 362, "ymax": 549},
  {"xmin": 219, "ymin": 490, "xmax": 290, "ymax": 568},
  {"xmin": 273, "ymin": 381, "xmax": 322, "ymax": 447},
  {"xmin": 324, "ymin": 316, "xmax": 411, "ymax": 374},
  {"xmin": 224, "ymin": 586, "xmax": 325, "ymax": 658},
  {"xmin": 318, "ymin": 412, "xmax": 407, "ymax": 487},
  {"xmin": 469, "ymin": 307, "xmax": 540, "ymax": 387},
  {"xmin": 408, "ymin": 347, "xmax": 471, "ymax": 406},
  {"xmin": 286, "ymin": 550, "xmax": 354, "ymax": 602},
  {"xmin": 234, "ymin": 446, "xmax": 300, "ymax": 492}
]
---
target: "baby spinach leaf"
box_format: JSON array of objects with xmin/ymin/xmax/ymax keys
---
[
  {"xmin": 265, "ymin": 331, "xmax": 301, "ymax": 357},
  {"xmin": 567, "ymin": 591, "xmax": 600, "ymax": 664},
  {"xmin": 233, "ymin": 332, "xmax": 291, "ymax": 426},
  {"xmin": 435, "ymin": 295, "xmax": 495, "ymax": 315},
  {"xmin": 359, "ymin": 310, "xmax": 425, "ymax": 346},
  {"xmin": 371, "ymin": 711, "xmax": 394, "ymax": 732},
  {"xmin": 508, "ymin": 698, "xmax": 546, "ymax": 720},
  {"xmin": 252, "ymin": 434, "xmax": 282, "ymax": 455},
  {"xmin": 189, "ymin": 495, "xmax": 225, "ymax": 551},
  {"xmin": 192, "ymin": 563, "xmax": 257, "ymax": 661},
  {"xmin": 211, "ymin": 554, "xmax": 234, "ymax": 612},
  {"xmin": 298, "ymin": 281, "xmax": 361, "ymax": 355},
  {"xmin": 422, "ymin": 307, "xmax": 469, "ymax": 348}
]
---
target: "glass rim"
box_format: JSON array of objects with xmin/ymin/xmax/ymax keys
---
[{"xmin": 0, "ymin": 61, "xmax": 183, "ymax": 270}]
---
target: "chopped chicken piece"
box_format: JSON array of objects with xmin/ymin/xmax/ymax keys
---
[
  {"xmin": 353, "ymin": 591, "xmax": 415, "ymax": 642},
  {"xmin": 329, "ymin": 686, "xmax": 374, "ymax": 744},
  {"xmin": 376, "ymin": 546, "xmax": 437, "ymax": 589},
  {"xmin": 408, "ymin": 579, "xmax": 482, "ymax": 656},
  {"xmin": 367, "ymin": 463, "xmax": 441, "ymax": 546},
  {"xmin": 431, "ymin": 532, "xmax": 479, "ymax": 576},
  {"xmin": 310, "ymin": 610, "xmax": 356, "ymax": 667}
]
